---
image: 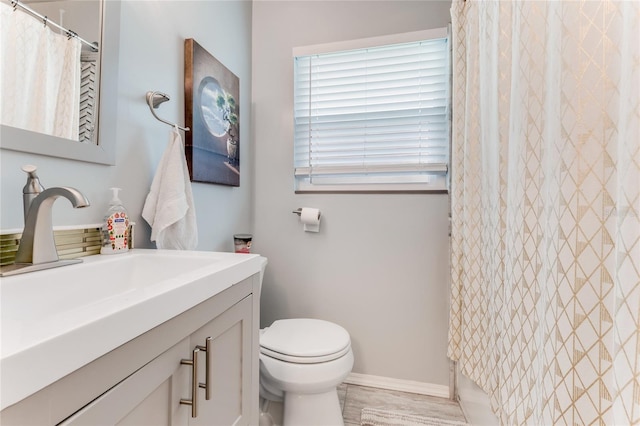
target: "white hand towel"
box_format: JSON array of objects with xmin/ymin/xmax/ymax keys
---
[{"xmin": 142, "ymin": 126, "xmax": 198, "ymax": 250}]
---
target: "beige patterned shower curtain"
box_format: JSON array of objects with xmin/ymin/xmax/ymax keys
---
[{"xmin": 448, "ymin": 0, "xmax": 640, "ymax": 424}]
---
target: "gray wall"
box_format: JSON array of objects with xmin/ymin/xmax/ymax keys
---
[
  {"xmin": 252, "ymin": 1, "xmax": 452, "ymax": 386},
  {"xmin": 1, "ymin": 1, "xmax": 254, "ymax": 252}
]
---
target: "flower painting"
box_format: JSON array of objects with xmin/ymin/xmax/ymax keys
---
[{"xmin": 184, "ymin": 38, "xmax": 240, "ymax": 186}]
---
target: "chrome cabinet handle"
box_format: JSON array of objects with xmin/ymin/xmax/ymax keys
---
[
  {"xmin": 197, "ymin": 337, "xmax": 213, "ymax": 400},
  {"xmin": 180, "ymin": 347, "xmax": 201, "ymax": 418}
]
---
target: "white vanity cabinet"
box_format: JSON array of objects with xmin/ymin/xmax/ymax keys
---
[{"xmin": 0, "ymin": 275, "xmax": 260, "ymax": 426}]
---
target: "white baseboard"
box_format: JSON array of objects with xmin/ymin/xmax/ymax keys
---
[{"xmin": 344, "ymin": 372, "xmax": 450, "ymax": 399}]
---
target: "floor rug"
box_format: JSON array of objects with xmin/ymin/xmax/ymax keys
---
[{"xmin": 360, "ymin": 408, "xmax": 469, "ymax": 426}]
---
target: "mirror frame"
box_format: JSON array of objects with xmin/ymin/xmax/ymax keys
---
[{"xmin": 0, "ymin": 0, "xmax": 121, "ymax": 166}]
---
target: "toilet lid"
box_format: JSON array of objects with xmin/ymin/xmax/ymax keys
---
[{"xmin": 260, "ymin": 319, "xmax": 351, "ymax": 363}]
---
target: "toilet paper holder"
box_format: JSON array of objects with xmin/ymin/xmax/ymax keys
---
[
  {"xmin": 293, "ymin": 207, "xmax": 322, "ymax": 232},
  {"xmin": 292, "ymin": 208, "xmax": 321, "ymax": 218}
]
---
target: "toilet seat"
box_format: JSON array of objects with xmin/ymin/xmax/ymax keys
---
[{"xmin": 260, "ymin": 318, "xmax": 351, "ymax": 364}]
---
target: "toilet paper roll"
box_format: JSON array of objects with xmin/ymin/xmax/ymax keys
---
[{"xmin": 300, "ymin": 207, "xmax": 321, "ymax": 232}]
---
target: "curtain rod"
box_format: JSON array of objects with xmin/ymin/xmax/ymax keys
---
[{"xmin": 8, "ymin": 0, "xmax": 99, "ymax": 52}]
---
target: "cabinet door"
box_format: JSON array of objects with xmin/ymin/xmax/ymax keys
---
[
  {"xmin": 189, "ymin": 295, "xmax": 253, "ymax": 426},
  {"xmin": 60, "ymin": 338, "xmax": 191, "ymax": 426}
]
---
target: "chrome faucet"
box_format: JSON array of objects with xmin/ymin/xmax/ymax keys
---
[{"xmin": 1, "ymin": 187, "xmax": 90, "ymax": 276}]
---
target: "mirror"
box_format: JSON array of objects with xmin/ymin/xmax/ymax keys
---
[{"xmin": 0, "ymin": 0, "xmax": 120, "ymax": 165}]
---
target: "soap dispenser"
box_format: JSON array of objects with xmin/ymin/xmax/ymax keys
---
[
  {"xmin": 21, "ymin": 165, "xmax": 45, "ymax": 223},
  {"xmin": 101, "ymin": 188, "xmax": 130, "ymax": 254}
]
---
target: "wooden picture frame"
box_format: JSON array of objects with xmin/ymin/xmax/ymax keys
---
[{"xmin": 184, "ymin": 38, "xmax": 240, "ymax": 186}]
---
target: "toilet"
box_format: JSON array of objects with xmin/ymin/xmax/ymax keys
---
[{"xmin": 259, "ymin": 318, "xmax": 354, "ymax": 426}]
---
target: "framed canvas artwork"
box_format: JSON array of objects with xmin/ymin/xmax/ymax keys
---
[{"xmin": 184, "ymin": 38, "xmax": 240, "ymax": 186}]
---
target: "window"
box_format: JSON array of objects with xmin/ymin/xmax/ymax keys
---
[{"xmin": 293, "ymin": 28, "xmax": 450, "ymax": 192}]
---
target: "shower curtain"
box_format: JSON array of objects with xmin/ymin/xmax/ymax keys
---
[
  {"xmin": 448, "ymin": 0, "xmax": 639, "ymax": 424},
  {"xmin": 0, "ymin": 1, "xmax": 81, "ymax": 140}
]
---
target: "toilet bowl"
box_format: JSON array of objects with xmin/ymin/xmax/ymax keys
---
[{"xmin": 259, "ymin": 318, "xmax": 354, "ymax": 426}]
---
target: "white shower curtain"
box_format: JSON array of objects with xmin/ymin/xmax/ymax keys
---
[
  {"xmin": 448, "ymin": 0, "xmax": 640, "ymax": 424},
  {"xmin": 0, "ymin": 1, "xmax": 81, "ymax": 140}
]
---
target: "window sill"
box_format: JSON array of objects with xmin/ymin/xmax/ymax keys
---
[{"xmin": 294, "ymin": 177, "xmax": 449, "ymax": 194}]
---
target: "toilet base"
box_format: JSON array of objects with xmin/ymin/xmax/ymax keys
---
[{"xmin": 284, "ymin": 389, "xmax": 344, "ymax": 426}]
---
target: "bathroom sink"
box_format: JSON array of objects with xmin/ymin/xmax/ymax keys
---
[
  {"xmin": 0, "ymin": 249, "xmax": 266, "ymax": 410},
  {"xmin": 2, "ymin": 251, "xmax": 221, "ymax": 325}
]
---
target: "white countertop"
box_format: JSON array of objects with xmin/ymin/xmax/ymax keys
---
[{"xmin": 0, "ymin": 249, "xmax": 266, "ymax": 410}]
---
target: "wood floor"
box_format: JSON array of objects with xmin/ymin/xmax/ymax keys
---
[
  {"xmin": 262, "ymin": 383, "xmax": 466, "ymax": 425},
  {"xmin": 339, "ymin": 384, "xmax": 467, "ymax": 425}
]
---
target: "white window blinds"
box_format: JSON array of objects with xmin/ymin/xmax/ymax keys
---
[{"xmin": 294, "ymin": 31, "xmax": 450, "ymax": 192}]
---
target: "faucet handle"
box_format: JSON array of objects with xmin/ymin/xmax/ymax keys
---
[
  {"xmin": 21, "ymin": 164, "xmax": 37, "ymax": 174},
  {"xmin": 21, "ymin": 165, "xmax": 45, "ymax": 193},
  {"xmin": 21, "ymin": 165, "xmax": 45, "ymax": 223}
]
